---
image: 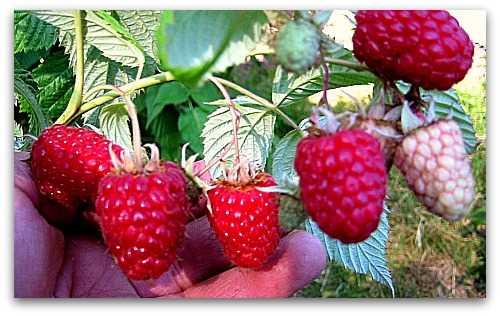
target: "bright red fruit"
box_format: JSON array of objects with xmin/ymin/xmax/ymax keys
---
[
  {"xmin": 96, "ymin": 161, "xmax": 189, "ymax": 280},
  {"xmin": 31, "ymin": 124, "xmax": 123, "ymax": 209},
  {"xmin": 207, "ymin": 173, "xmax": 280, "ymax": 269},
  {"xmin": 295, "ymin": 129, "xmax": 387, "ymax": 243},
  {"xmin": 353, "ymin": 10, "xmax": 474, "ymax": 90}
]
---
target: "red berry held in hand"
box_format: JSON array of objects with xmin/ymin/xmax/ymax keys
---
[
  {"xmin": 353, "ymin": 10, "xmax": 474, "ymax": 90},
  {"xmin": 207, "ymin": 172, "xmax": 280, "ymax": 269},
  {"xmin": 31, "ymin": 124, "xmax": 123, "ymax": 209},
  {"xmin": 96, "ymin": 160, "xmax": 189, "ymax": 280},
  {"xmin": 295, "ymin": 129, "xmax": 387, "ymax": 243}
]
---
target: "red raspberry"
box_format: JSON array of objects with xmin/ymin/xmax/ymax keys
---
[
  {"xmin": 353, "ymin": 10, "xmax": 474, "ymax": 90},
  {"xmin": 31, "ymin": 125, "xmax": 123, "ymax": 209},
  {"xmin": 295, "ymin": 129, "xmax": 387, "ymax": 243},
  {"xmin": 207, "ymin": 173, "xmax": 280, "ymax": 269},
  {"xmin": 394, "ymin": 119, "xmax": 476, "ymax": 221},
  {"xmin": 95, "ymin": 162, "xmax": 189, "ymax": 280}
]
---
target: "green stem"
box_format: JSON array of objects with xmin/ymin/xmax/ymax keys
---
[
  {"xmin": 323, "ymin": 57, "xmax": 370, "ymax": 72},
  {"xmin": 68, "ymin": 72, "xmax": 175, "ymax": 122},
  {"xmin": 212, "ymin": 76, "xmax": 302, "ymax": 133},
  {"xmin": 56, "ymin": 10, "xmax": 85, "ymax": 125}
]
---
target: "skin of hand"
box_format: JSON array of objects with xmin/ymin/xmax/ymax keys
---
[{"xmin": 14, "ymin": 152, "xmax": 327, "ymax": 298}]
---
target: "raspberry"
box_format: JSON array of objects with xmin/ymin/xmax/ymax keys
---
[
  {"xmin": 207, "ymin": 173, "xmax": 280, "ymax": 269},
  {"xmin": 353, "ymin": 10, "xmax": 474, "ymax": 90},
  {"xmin": 276, "ymin": 20, "xmax": 320, "ymax": 73},
  {"xmin": 342, "ymin": 117, "xmax": 402, "ymax": 171},
  {"xmin": 394, "ymin": 119, "xmax": 475, "ymax": 221},
  {"xmin": 31, "ymin": 124, "xmax": 123, "ymax": 209},
  {"xmin": 295, "ymin": 129, "xmax": 387, "ymax": 243},
  {"xmin": 95, "ymin": 162, "xmax": 189, "ymax": 280}
]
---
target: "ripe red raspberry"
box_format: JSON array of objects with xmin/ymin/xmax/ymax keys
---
[
  {"xmin": 207, "ymin": 173, "xmax": 280, "ymax": 269},
  {"xmin": 353, "ymin": 10, "xmax": 474, "ymax": 90},
  {"xmin": 295, "ymin": 129, "xmax": 387, "ymax": 243},
  {"xmin": 394, "ymin": 119, "xmax": 475, "ymax": 221},
  {"xmin": 96, "ymin": 161, "xmax": 189, "ymax": 280},
  {"xmin": 31, "ymin": 124, "xmax": 123, "ymax": 209}
]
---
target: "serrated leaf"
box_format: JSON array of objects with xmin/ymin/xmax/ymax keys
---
[
  {"xmin": 115, "ymin": 10, "xmax": 161, "ymax": 63},
  {"xmin": 305, "ymin": 205, "xmax": 395, "ymax": 296},
  {"xmin": 178, "ymin": 104, "xmax": 216, "ymax": 154},
  {"xmin": 201, "ymin": 101, "xmax": 275, "ymax": 178},
  {"xmin": 146, "ymin": 106, "xmax": 182, "ymax": 161},
  {"xmin": 271, "ymin": 129, "xmax": 302, "ymax": 186},
  {"xmin": 14, "ymin": 69, "xmax": 48, "ymax": 134},
  {"xmin": 32, "ymin": 50, "xmax": 74, "ymax": 120},
  {"xmin": 99, "ymin": 103, "xmax": 133, "ymax": 151},
  {"xmin": 158, "ymin": 10, "xmax": 268, "ymax": 86},
  {"xmin": 32, "ymin": 10, "xmax": 145, "ymax": 70},
  {"xmin": 14, "ymin": 11, "xmax": 58, "ymax": 54},
  {"xmin": 272, "ymin": 64, "xmax": 377, "ymax": 108},
  {"xmin": 397, "ymin": 82, "xmax": 478, "ymax": 153},
  {"xmin": 144, "ymin": 81, "xmax": 190, "ymax": 127}
]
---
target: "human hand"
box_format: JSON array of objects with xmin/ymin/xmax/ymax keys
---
[{"xmin": 14, "ymin": 152, "xmax": 327, "ymax": 298}]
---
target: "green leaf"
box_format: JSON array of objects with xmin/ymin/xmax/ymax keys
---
[
  {"xmin": 32, "ymin": 10, "xmax": 145, "ymax": 70},
  {"xmin": 99, "ymin": 103, "xmax": 133, "ymax": 151},
  {"xmin": 305, "ymin": 204, "xmax": 395, "ymax": 296},
  {"xmin": 178, "ymin": 104, "xmax": 216, "ymax": 154},
  {"xmin": 201, "ymin": 100, "xmax": 275, "ymax": 178},
  {"xmin": 115, "ymin": 10, "xmax": 161, "ymax": 64},
  {"xmin": 272, "ymin": 65, "xmax": 377, "ymax": 107},
  {"xmin": 32, "ymin": 50, "xmax": 74, "ymax": 119},
  {"xmin": 14, "ymin": 11, "xmax": 58, "ymax": 54},
  {"xmin": 146, "ymin": 106, "xmax": 182, "ymax": 161},
  {"xmin": 190, "ymin": 82, "xmax": 221, "ymax": 105},
  {"xmin": 14, "ymin": 69, "xmax": 48, "ymax": 134},
  {"xmin": 158, "ymin": 10, "xmax": 268, "ymax": 86},
  {"xmin": 271, "ymin": 129, "xmax": 302, "ymax": 186},
  {"xmin": 145, "ymin": 81, "xmax": 190, "ymax": 127}
]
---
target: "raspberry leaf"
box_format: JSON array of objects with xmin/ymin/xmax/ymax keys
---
[
  {"xmin": 99, "ymin": 103, "xmax": 133, "ymax": 151},
  {"xmin": 14, "ymin": 11, "xmax": 58, "ymax": 54},
  {"xmin": 272, "ymin": 42, "xmax": 377, "ymax": 107},
  {"xmin": 271, "ymin": 129, "xmax": 302, "ymax": 186},
  {"xmin": 158, "ymin": 11, "xmax": 268, "ymax": 87},
  {"xmin": 305, "ymin": 204, "xmax": 394, "ymax": 296},
  {"xmin": 115, "ymin": 10, "xmax": 161, "ymax": 64},
  {"xmin": 202, "ymin": 99, "xmax": 275, "ymax": 178}
]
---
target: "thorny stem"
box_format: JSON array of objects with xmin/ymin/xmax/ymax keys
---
[
  {"xmin": 211, "ymin": 76, "xmax": 302, "ymax": 133},
  {"xmin": 56, "ymin": 10, "xmax": 85, "ymax": 125},
  {"xmin": 208, "ymin": 76, "xmax": 242, "ymax": 171},
  {"xmin": 320, "ymin": 64, "xmax": 330, "ymax": 106},
  {"xmin": 194, "ymin": 143, "xmax": 233, "ymax": 179},
  {"xmin": 323, "ymin": 57, "xmax": 370, "ymax": 72},
  {"xmin": 109, "ymin": 86, "xmax": 143, "ymax": 170},
  {"xmin": 68, "ymin": 72, "xmax": 176, "ymax": 123}
]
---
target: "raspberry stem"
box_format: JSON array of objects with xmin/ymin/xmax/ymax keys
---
[
  {"xmin": 55, "ymin": 10, "xmax": 85, "ymax": 125},
  {"xmin": 211, "ymin": 76, "xmax": 302, "ymax": 133},
  {"xmin": 323, "ymin": 57, "xmax": 370, "ymax": 72},
  {"xmin": 208, "ymin": 76, "xmax": 241, "ymax": 169},
  {"xmin": 109, "ymin": 86, "xmax": 143, "ymax": 170},
  {"xmin": 320, "ymin": 64, "xmax": 330, "ymax": 106}
]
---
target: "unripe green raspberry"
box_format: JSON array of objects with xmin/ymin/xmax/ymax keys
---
[{"xmin": 276, "ymin": 20, "xmax": 320, "ymax": 73}]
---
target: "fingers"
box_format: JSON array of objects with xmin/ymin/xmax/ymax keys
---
[
  {"xmin": 54, "ymin": 236, "xmax": 138, "ymax": 298},
  {"xmin": 14, "ymin": 152, "xmax": 39, "ymax": 206},
  {"xmin": 14, "ymin": 188, "xmax": 65, "ymax": 298},
  {"xmin": 179, "ymin": 230, "xmax": 327, "ymax": 298},
  {"xmin": 132, "ymin": 216, "xmax": 231, "ymax": 297}
]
